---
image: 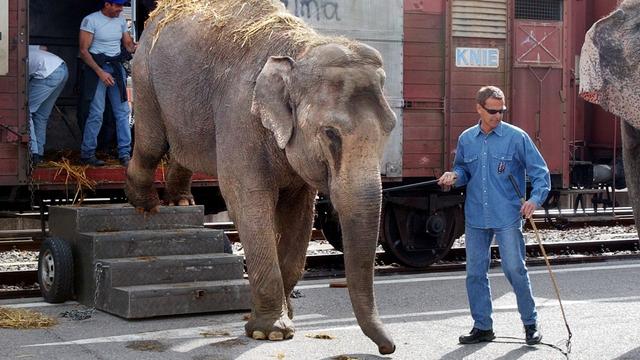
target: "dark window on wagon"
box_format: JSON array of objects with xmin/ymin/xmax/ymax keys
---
[{"xmin": 515, "ymin": 0, "xmax": 563, "ymax": 21}]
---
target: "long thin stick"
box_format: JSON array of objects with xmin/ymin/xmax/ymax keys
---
[{"xmin": 508, "ymin": 174, "xmax": 572, "ymax": 354}]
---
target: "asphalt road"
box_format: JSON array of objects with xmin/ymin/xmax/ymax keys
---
[{"xmin": 1, "ymin": 259, "xmax": 639, "ymax": 359}]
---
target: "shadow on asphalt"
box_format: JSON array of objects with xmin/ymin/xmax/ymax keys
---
[
  {"xmin": 320, "ymin": 354, "xmax": 391, "ymax": 360},
  {"xmin": 439, "ymin": 341, "xmax": 492, "ymax": 359},
  {"xmin": 614, "ymin": 346, "xmax": 640, "ymax": 359}
]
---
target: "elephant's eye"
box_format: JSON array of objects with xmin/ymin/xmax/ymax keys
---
[
  {"xmin": 321, "ymin": 126, "xmax": 343, "ymax": 171},
  {"xmin": 323, "ymin": 127, "xmax": 340, "ymax": 142}
]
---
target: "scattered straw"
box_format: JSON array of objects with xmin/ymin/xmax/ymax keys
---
[
  {"xmin": 0, "ymin": 307, "xmax": 57, "ymax": 329},
  {"xmin": 48, "ymin": 157, "xmax": 97, "ymax": 205},
  {"xmin": 305, "ymin": 333, "xmax": 336, "ymax": 340},
  {"xmin": 200, "ymin": 330, "xmax": 231, "ymax": 337}
]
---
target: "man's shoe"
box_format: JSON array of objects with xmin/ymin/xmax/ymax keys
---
[
  {"xmin": 80, "ymin": 156, "xmax": 105, "ymax": 167},
  {"xmin": 524, "ymin": 324, "xmax": 542, "ymax": 345},
  {"xmin": 31, "ymin": 153, "xmax": 42, "ymax": 166},
  {"xmin": 459, "ymin": 328, "xmax": 496, "ymax": 344},
  {"xmin": 119, "ymin": 156, "xmax": 130, "ymax": 167}
]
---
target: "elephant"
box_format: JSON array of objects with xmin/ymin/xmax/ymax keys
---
[
  {"xmin": 579, "ymin": 0, "xmax": 640, "ymax": 237},
  {"xmin": 124, "ymin": 0, "xmax": 396, "ymax": 354}
]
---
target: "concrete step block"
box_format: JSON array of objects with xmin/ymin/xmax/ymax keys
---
[
  {"xmin": 49, "ymin": 205, "xmax": 205, "ymax": 238},
  {"xmin": 100, "ymin": 279, "xmax": 252, "ymax": 318},
  {"xmin": 99, "ymin": 253, "xmax": 245, "ymax": 287},
  {"xmin": 78, "ymin": 228, "xmax": 227, "ymax": 259}
]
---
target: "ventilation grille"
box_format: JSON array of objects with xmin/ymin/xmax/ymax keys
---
[
  {"xmin": 452, "ymin": 0, "xmax": 507, "ymax": 39},
  {"xmin": 515, "ymin": 0, "xmax": 563, "ymax": 21}
]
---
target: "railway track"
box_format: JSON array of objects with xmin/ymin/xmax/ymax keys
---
[
  {"xmin": 1, "ymin": 206, "xmax": 635, "ymax": 252},
  {"xmin": 302, "ymin": 237, "xmax": 640, "ymax": 278},
  {"xmin": 1, "ymin": 236, "xmax": 638, "ymax": 300}
]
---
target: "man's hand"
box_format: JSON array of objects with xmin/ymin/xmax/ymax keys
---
[
  {"xmin": 437, "ymin": 171, "xmax": 457, "ymax": 191},
  {"xmin": 520, "ymin": 200, "xmax": 537, "ymax": 219},
  {"xmin": 98, "ymin": 70, "xmax": 115, "ymax": 87}
]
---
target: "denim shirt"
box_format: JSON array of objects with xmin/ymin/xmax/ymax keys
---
[{"xmin": 453, "ymin": 121, "xmax": 550, "ymax": 229}]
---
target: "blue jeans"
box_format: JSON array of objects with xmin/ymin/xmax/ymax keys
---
[
  {"xmin": 29, "ymin": 63, "xmax": 68, "ymax": 155},
  {"xmin": 465, "ymin": 223, "xmax": 537, "ymax": 330},
  {"xmin": 80, "ymin": 63, "xmax": 131, "ymax": 159}
]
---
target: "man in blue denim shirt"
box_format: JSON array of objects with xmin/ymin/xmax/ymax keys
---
[{"xmin": 438, "ymin": 86, "xmax": 550, "ymax": 346}]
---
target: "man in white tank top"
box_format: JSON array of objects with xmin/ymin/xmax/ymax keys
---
[{"xmin": 78, "ymin": 0, "xmax": 136, "ymax": 167}]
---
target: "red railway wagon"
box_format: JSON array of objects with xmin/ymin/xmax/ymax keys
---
[
  {"xmin": 0, "ymin": 0, "xmax": 223, "ymax": 213},
  {"xmin": 0, "ymin": 0, "xmax": 625, "ymax": 267},
  {"xmin": 323, "ymin": 0, "xmax": 626, "ymax": 266}
]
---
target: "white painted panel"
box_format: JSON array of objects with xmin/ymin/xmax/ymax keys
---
[
  {"xmin": 452, "ymin": 0, "xmax": 507, "ymax": 39},
  {"xmin": 0, "ymin": 0, "xmax": 8, "ymax": 75},
  {"xmin": 281, "ymin": 0, "xmax": 404, "ymax": 177}
]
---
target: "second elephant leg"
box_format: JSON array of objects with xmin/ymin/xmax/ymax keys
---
[
  {"xmin": 275, "ymin": 185, "xmax": 316, "ymax": 319},
  {"xmin": 232, "ymin": 189, "xmax": 293, "ymax": 341},
  {"xmin": 164, "ymin": 160, "xmax": 195, "ymax": 206},
  {"xmin": 621, "ymin": 120, "xmax": 640, "ymax": 238}
]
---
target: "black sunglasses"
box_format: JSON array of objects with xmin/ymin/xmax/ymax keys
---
[{"xmin": 482, "ymin": 105, "xmax": 507, "ymax": 115}]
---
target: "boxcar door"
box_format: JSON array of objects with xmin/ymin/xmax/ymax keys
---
[
  {"xmin": 511, "ymin": 0, "xmax": 566, "ymax": 186},
  {"xmin": 0, "ymin": 0, "xmax": 28, "ymax": 186}
]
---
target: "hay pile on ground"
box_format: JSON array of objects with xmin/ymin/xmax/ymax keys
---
[
  {"xmin": 0, "ymin": 307, "xmax": 57, "ymax": 329},
  {"xmin": 148, "ymin": 0, "xmax": 352, "ymax": 49}
]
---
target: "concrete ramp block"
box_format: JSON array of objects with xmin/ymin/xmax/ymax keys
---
[
  {"xmin": 101, "ymin": 279, "xmax": 252, "ymax": 318},
  {"xmin": 49, "ymin": 205, "xmax": 205, "ymax": 238},
  {"xmin": 80, "ymin": 228, "xmax": 226, "ymax": 259},
  {"xmin": 100, "ymin": 253, "xmax": 245, "ymax": 287}
]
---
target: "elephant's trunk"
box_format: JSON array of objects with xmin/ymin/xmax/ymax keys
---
[{"xmin": 330, "ymin": 171, "xmax": 395, "ymax": 355}]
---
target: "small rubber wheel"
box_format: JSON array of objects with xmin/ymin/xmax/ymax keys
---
[{"xmin": 38, "ymin": 237, "xmax": 74, "ymax": 303}]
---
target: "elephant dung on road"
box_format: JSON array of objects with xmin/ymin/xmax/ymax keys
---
[
  {"xmin": 580, "ymin": 0, "xmax": 640, "ymax": 237},
  {"xmin": 125, "ymin": 0, "xmax": 396, "ymax": 354}
]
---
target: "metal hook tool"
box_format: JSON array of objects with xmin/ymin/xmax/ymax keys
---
[{"xmin": 508, "ymin": 174, "xmax": 572, "ymax": 355}]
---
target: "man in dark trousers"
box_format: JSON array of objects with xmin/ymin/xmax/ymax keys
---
[
  {"xmin": 78, "ymin": 0, "xmax": 136, "ymax": 166},
  {"xmin": 438, "ymin": 86, "xmax": 550, "ymax": 345}
]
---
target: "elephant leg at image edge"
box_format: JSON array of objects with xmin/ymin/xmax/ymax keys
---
[
  {"xmin": 621, "ymin": 120, "xmax": 640, "ymax": 238},
  {"xmin": 275, "ymin": 185, "xmax": 316, "ymax": 319}
]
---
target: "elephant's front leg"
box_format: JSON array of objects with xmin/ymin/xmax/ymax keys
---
[
  {"xmin": 164, "ymin": 159, "xmax": 195, "ymax": 206},
  {"xmin": 235, "ymin": 190, "xmax": 293, "ymax": 341},
  {"xmin": 276, "ymin": 185, "xmax": 316, "ymax": 319}
]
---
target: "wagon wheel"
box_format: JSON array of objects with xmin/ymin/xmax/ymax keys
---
[
  {"xmin": 380, "ymin": 203, "xmax": 463, "ymax": 268},
  {"xmin": 38, "ymin": 237, "xmax": 74, "ymax": 303}
]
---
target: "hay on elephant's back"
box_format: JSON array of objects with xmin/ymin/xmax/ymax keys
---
[
  {"xmin": 0, "ymin": 307, "xmax": 57, "ymax": 329},
  {"xmin": 148, "ymin": 0, "xmax": 353, "ymax": 49}
]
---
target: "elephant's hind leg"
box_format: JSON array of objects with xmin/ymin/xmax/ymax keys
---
[
  {"xmin": 276, "ymin": 185, "xmax": 316, "ymax": 319},
  {"xmin": 165, "ymin": 159, "xmax": 195, "ymax": 206}
]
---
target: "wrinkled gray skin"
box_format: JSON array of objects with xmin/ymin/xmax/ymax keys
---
[
  {"xmin": 580, "ymin": 0, "xmax": 640, "ymax": 237},
  {"xmin": 125, "ymin": 2, "xmax": 396, "ymax": 355}
]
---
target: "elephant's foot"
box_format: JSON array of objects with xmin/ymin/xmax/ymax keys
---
[
  {"xmin": 125, "ymin": 182, "xmax": 161, "ymax": 213},
  {"xmin": 164, "ymin": 192, "xmax": 195, "ymax": 206},
  {"xmin": 245, "ymin": 314, "xmax": 295, "ymax": 341}
]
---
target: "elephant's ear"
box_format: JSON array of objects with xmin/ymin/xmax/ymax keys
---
[{"xmin": 251, "ymin": 56, "xmax": 295, "ymax": 149}]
